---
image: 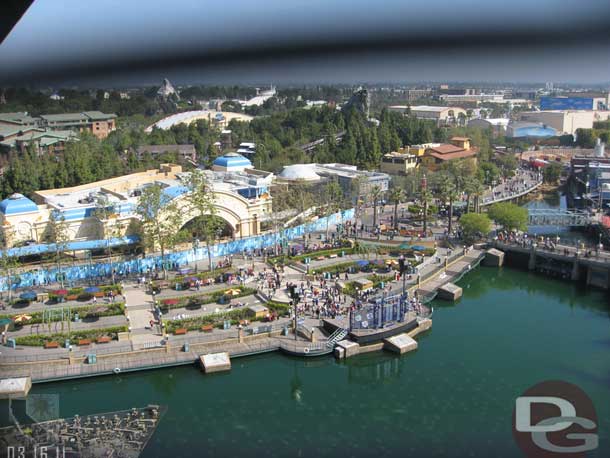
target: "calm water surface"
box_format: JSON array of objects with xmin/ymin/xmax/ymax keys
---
[{"xmin": 2, "ymin": 267, "xmax": 609, "ymax": 458}]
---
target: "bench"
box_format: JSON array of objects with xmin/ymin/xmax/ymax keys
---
[
  {"xmin": 93, "ymin": 291, "xmax": 105, "ymax": 298},
  {"xmin": 239, "ymin": 320, "xmax": 249, "ymax": 326},
  {"xmin": 44, "ymin": 341, "xmax": 59, "ymax": 349},
  {"xmin": 174, "ymin": 328, "xmax": 187, "ymax": 335},
  {"xmin": 66, "ymin": 295, "xmax": 78, "ymax": 301},
  {"xmin": 329, "ymin": 254, "xmax": 338, "ymax": 259},
  {"xmin": 200, "ymin": 324, "xmax": 214, "ymax": 333},
  {"xmin": 78, "ymin": 339, "xmax": 92, "ymax": 346},
  {"xmin": 96, "ymin": 336, "xmax": 111, "ymax": 344},
  {"xmin": 316, "ymin": 256, "xmax": 325, "ymax": 261}
]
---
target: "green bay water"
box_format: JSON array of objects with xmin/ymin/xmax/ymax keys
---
[{"xmin": 3, "ymin": 267, "xmax": 610, "ymax": 457}]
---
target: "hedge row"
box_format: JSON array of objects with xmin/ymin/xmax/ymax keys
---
[
  {"xmin": 1, "ymin": 303, "xmax": 125, "ymax": 325},
  {"xmin": 14, "ymin": 325, "xmax": 128, "ymax": 346}
]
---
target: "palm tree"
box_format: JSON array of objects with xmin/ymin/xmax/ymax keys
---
[
  {"xmin": 370, "ymin": 185, "xmax": 383, "ymax": 229},
  {"xmin": 463, "ymin": 177, "xmax": 475, "ymax": 213},
  {"xmin": 389, "ymin": 188, "xmax": 404, "ymax": 230},
  {"xmin": 438, "ymin": 177, "xmax": 459, "ymax": 237},
  {"xmin": 420, "ymin": 188, "xmax": 432, "ymax": 235},
  {"xmin": 470, "ymin": 178, "xmax": 486, "ymax": 213}
]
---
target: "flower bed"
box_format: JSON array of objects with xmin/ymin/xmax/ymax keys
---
[
  {"xmin": 164, "ymin": 308, "xmax": 260, "ymax": 333},
  {"xmin": 157, "ymin": 287, "xmax": 257, "ymax": 313},
  {"xmin": 1, "ymin": 303, "xmax": 125, "ymax": 325},
  {"xmin": 14, "ymin": 325, "xmax": 128, "ymax": 347}
]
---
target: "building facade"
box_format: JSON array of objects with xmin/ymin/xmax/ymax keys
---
[
  {"xmin": 0, "ymin": 164, "xmax": 273, "ymax": 248},
  {"xmin": 420, "ymin": 137, "xmax": 478, "ymax": 171}
]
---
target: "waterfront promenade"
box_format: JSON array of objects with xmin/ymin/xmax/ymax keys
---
[{"xmin": 0, "ymin": 243, "xmax": 483, "ymax": 382}]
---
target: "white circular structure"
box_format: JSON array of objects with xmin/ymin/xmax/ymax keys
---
[{"xmin": 278, "ymin": 164, "xmax": 321, "ymax": 182}]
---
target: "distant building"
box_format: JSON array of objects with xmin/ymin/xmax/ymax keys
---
[
  {"xmin": 540, "ymin": 94, "xmax": 609, "ymax": 111},
  {"xmin": 0, "ymin": 112, "xmax": 39, "ymax": 128},
  {"xmin": 38, "ymin": 111, "xmax": 117, "ymax": 139},
  {"xmin": 277, "ymin": 163, "xmax": 390, "ymax": 197},
  {"xmin": 236, "ymin": 142, "xmax": 256, "ymax": 158},
  {"xmin": 420, "ymin": 137, "xmax": 478, "ymax": 171},
  {"xmin": 135, "ymin": 144, "xmax": 197, "ymax": 162},
  {"xmin": 380, "ymin": 150, "xmax": 418, "ymax": 175},
  {"xmin": 1, "ymin": 111, "xmax": 118, "ymax": 141},
  {"xmin": 389, "ymin": 105, "xmax": 467, "ymax": 126},
  {"xmin": 212, "ymin": 152, "xmax": 253, "ymax": 172},
  {"xmin": 468, "ymin": 118, "xmax": 510, "ymax": 135},
  {"xmin": 405, "ymin": 88, "xmax": 433, "ymax": 102},
  {"xmin": 517, "ymin": 111, "xmax": 597, "ymax": 136},
  {"xmin": 0, "ymin": 127, "xmax": 77, "ymax": 155},
  {"xmin": 506, "ymin": 121, "xmax": 558, "ymax": 138}
]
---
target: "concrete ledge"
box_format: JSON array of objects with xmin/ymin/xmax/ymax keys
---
[
  {"xmin": 200, "ymin": 352, "xmax": 231, "ymax": 373},
  {"xmin": 383, "ymin": 334, "xmax": 418, "ymax": 355},
  {"xmin": 0, "ymin": 377, "xmax": 32, "ymax": 399},
  {"xmin": 484, "ymin": 248, "xmax": 505, "ymax": 267},
  {"xmin": 408, "ymin": 319, "xmax": 432, "ymax": 339},
  {"xmin": 437, "ymin": 282, "xmax": 462, "ymax": 301},
  {"xmin": 335, "ymin": 340, "xmax": 360, "ymax": 359}
]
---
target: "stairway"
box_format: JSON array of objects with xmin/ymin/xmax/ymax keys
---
[{"xmin": 326, "ymin": 327, "xmax": 348, "ymax": 349}]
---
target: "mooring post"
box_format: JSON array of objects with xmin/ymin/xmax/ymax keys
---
[{"xmin": 528, "ymin": 243, "xmax": 537, "ymax": 270}]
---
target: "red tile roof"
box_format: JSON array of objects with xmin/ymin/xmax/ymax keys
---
[
  {"xmin": 428, "ymin": 150, "xmax": 478, "ymax": 161},
  {"xmin": 427, "ymin": 144, "xmax": 464, "ymax": 154}
]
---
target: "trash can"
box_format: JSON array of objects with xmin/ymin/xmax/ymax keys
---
[
  {"xmin": 183, "ymin": 343, "xmax": 189, "ymax": 352},
  {"xmin": 73, "ymin": 313, "xmax": 80, "ymax": 322},
  {"xmin": 64, "ymin": 339, "xmax": 71, "ymax": 348},
  {"xmin": 86, "ymin": 354, "xmax": 97, "ymax": 364},
  {"xmin": 380, "ymin": 282, "xmax": 385, "ymax": 288},
  {"xmin": 223, "ymin": 320, "xmax": 231, "ymax": 330},
  {"xmin": 175, "ymin": 283, "xmax": 182, "ymax": 291},
  {"xmin": 341, "ymin": 250, "xmax": 345, "ymax": 257},
  {"xmin": 282, "ymin": 326, "xmax": 289, "ymax": 336},
  {"xmin": 6, "ymin": 338, "xmax": 16, "ymax": 348}
]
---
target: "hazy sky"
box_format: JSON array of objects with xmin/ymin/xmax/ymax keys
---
[{"xmin": 1, "ymin": 0, "xmax": 610, "ymax": 86}]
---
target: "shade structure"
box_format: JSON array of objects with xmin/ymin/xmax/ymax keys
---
[
  {"xmin": 399, "ymin": 243, "xmax": 411, "ymax": 249},
  {"xmin": 225, "ymin": 288, "xmax": 241, "ymax": 296},
  {"xmin": 84, "ymin": 286, "xmax": 100, "ymax": 293},
  {"xmin": 14, "ymin": 314, "xmax": 32, "ymax": 323},
  {"xmin": 356, "ymin": 260, "xmax": 369, "ymax": 267},
  {"xmin": 19, "ymin": 291, "xmax": 37, "ymax": 301},
  {"xmin": 0, "ymin": 318, "xmax": 13, "ymax": 326},
  {"xmin": 412, "ymin": 245, "xmax": 426, "ymax": 251}
]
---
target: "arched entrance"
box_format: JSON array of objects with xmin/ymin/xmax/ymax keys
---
[{"xmin": 178, "ymin": 215, "xmax": 235, "ymax": 242}]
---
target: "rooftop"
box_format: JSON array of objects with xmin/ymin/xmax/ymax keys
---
[{"xmin": 0, "ymin": 193, "xmax": 39, "ymax": 215}]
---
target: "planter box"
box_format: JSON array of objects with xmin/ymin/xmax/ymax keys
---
[
  {"xmin": 44, "ymin": 341, "xmax": 59, "ymax": 349},
  {"xmin": 96, "ymin": 336, "xmax": 111, "ymax": 344},
  {"xmin": 174, "ymin": 328, "xmax": 187, "ymax": 335}
]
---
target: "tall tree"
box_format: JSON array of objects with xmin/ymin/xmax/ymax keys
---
[
  {"xmin": 136, "ymin": 184, "xmax": 181, "ymax": 279},
  {"xmin": 321, "ymin": 180, "xmax": 344, "ymax": 239},
  {"xmin": 388, "ymin": 187, "xmax": 404, "ymax": 230},
  {"xmin": 44, "ymin": 212, "xmax": 70, "ymax": 288},
  {"xmin": 183, "ymin": 170, "xmax": 223, "ymax": 272},
  {"xmin": 369, "ymin": 185, "xmax": 384, "ymax": 229}
]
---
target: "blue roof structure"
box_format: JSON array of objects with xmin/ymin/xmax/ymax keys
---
[
  {"xmin": 213, "ymin": 153, "xmax": 252, "ymax": 169},
  {"xmin": 161, "ymin": 185, "xmax": 189, "ymax": 204},
  {"xmin": 0, "ymin": 193, "xmax": 39, "ymax": 215}
]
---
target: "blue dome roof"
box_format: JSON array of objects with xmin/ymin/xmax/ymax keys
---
[
  {"xmin": 0, "ymin": 193, "xmax": 39, "ymax": 215},
  {"xmin": 213, "ymin": 153, "xmax": 252, "ymax": 168}
]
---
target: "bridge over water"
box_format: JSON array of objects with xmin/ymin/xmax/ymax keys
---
[{"xmin": 527, "ymin": 208, "xmax": 593, "ymax": 227}]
